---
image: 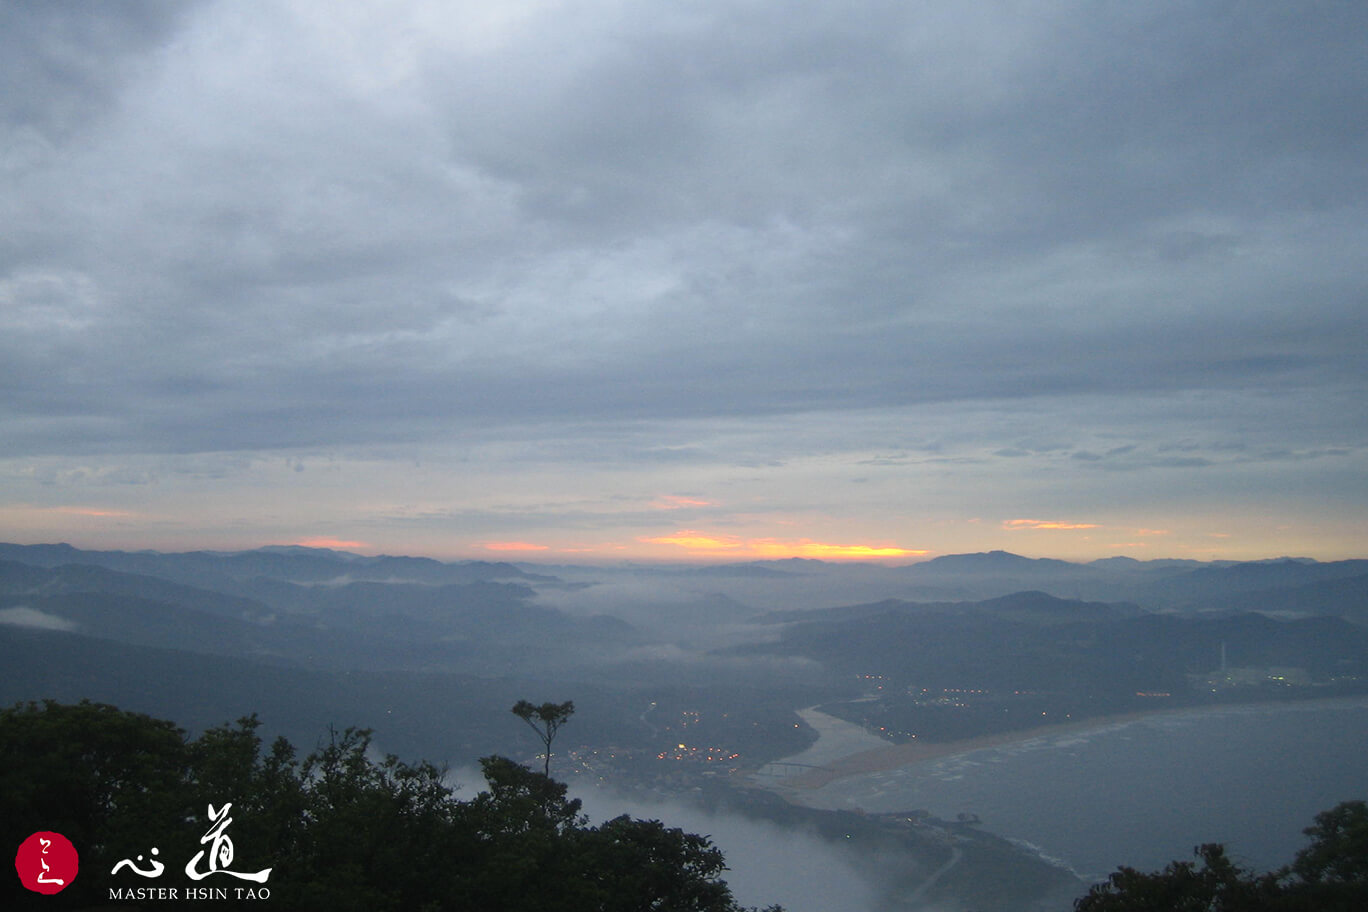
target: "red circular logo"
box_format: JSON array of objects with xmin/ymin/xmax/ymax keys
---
[{"xmin": 14, "ymin": 832, "xmax": 79, "ymax": 894}]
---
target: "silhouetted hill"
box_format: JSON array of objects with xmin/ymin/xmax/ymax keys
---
[
  {"xmin": 915, "ymin": 551, "xmax": 1082, "ymax": 574},
  {"xmin": 0, "ymin": 624, "xmax": 628, "ymax": 764},
  {"xmin": 896, "ymin": 551, "xmax": 1116, "ymax": 601},
  {"xmin": 742, "ymin": 601, "xmax": 1368, "ymax": 696},
  {"xmin": 760, "ymin": 590, "xmax": 1142, "ymax": 626},
  {"xmin": 887, "ymin": 550, "xmax": 1368, "ymax": 613},
  {"xmin": 0, "ymin": 555, "xmax": 637, "ymax": 675},
  {"xmin": 0, "ymin": 559, "xmax": 270, "ymax": 619},
  {"xmin": 1134, "ymin": 559, "xmax": 1368, "ymax": 609},
  {"xmin": 1196, "ymin": 573, "xmax": 1368, "ymax": 624},
  {"xmin": 973, "ymin": 590, "xmax": 1145, "ymax": 624},
  {"xmin": 0, "ymin": 542, "xmax": 550, "ymax": 589}
]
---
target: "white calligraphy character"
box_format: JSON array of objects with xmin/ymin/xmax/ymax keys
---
[
  {"xmin": 111, "ymin": 847, "xmax": 165, "ymax": 878},
  {"xmin": 185, "ymin": 803, "xmax": 271, "ymax": 882},
  {"xmin": 36, "ymin": 837, "xmax": 65, "ymax": 886}
]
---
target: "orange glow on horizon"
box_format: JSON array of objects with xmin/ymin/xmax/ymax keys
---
[
  {"xmin": 640, "ymin": 530, "xmax": 926, "ymax": 560},
  {"xmin": 483, "ymin": 541, "xmax": 551, "ymax": 552},
  {"xmin": 641, "ymin": 531, "xmax": 744, "ymax": 551},
  {"xmin": 52, "ymin": 507, "xmax": 136, "ymax": 518},
  {"xmin": 749, "ymin": 539, "xmax": 929, "ymax": 559},
  {"xmin": 294, "ymin": 537, "xmax": 370, "ymax": 550}
]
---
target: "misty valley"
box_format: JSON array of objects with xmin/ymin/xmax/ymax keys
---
[{"xmin": 3, "ymin": 542, "xmax": 1366, "ymax": 911}]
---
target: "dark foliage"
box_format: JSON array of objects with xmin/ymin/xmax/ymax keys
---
[
  {"xmin": 1076, "ymin": 801, "xmax": 1368, "ymax": 912},
  {"xmin": 1, "ymin": 700, "xmax": 777, "ymax": 912}
]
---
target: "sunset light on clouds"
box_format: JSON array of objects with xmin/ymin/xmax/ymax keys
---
[
  {"xmin": 650, "ymin": 495, "xmax": 715, "ymax": 510},
  {"xmin": 1002, "ymin": 520, "xmax": 1102, "ymax": 532},
  {"xmin": 746, "ymin": 541, "xmax": 930, "ymax": 560},
  {"xmin": 640, "ymin": 531, "xmax": 744, "ymax": 552},
  {"xmin": 640, "ymin": 530, "xmax": 927, "ymax": 561}
]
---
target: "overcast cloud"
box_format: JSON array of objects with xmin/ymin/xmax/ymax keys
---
[{"xmin": 2, "ymin": 1, "xmax": 1365, "ymax": 560}]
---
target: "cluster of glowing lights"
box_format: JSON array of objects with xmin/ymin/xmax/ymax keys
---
[{"xmin": 656, "ymin": 744, "xmax": 741, "ymax": 763}]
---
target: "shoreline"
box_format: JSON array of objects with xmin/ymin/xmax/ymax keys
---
[
  {"xmin": 736, "ymin": 693, "xmax": 1368, "ymax": 890},
  {"xmin": 771, "ymin": 693, "xmax": 1368, "ymax": 792},
  {"xmin": 781, "ymin": 710, "xmax": 1167, "ymax": 790}
]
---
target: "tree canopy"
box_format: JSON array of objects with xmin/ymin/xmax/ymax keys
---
[
  {"xmin": 1075, "ymin": 801, "xmax": 1368, "ymax": 912},
  {"xmin": 2, "ymin": 699, "xmax": 777, "ymax": 912},
  {"xmin": 511, "ymin": 699, "xmax": 575, "ymax": 777}
]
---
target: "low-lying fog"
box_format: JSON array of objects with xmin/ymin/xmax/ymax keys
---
[{"xmin": 449, "ymin": 765, "xmax": 881, "ymax": 912}]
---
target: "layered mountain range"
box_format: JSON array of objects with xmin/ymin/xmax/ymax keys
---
[{"xmin": 1, "ymin": 542, "xmax": 1364, "ymax": 762}]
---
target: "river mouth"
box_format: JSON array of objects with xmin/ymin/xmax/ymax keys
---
[{"xmin": 755, "ymin": 696, "xmax": 1368, "ymax": 880}]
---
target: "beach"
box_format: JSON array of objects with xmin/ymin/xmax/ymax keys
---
[
  {"xmin": 756, "ymin": 696, "xmax": 1368, "ymax": 878},
  {"xmin": 771, "ymin": 705, "xmax": 1176, "ymax": 793}
]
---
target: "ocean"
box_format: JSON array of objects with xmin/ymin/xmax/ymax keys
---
[{"xmin": 798, "ymin": 696, "xmax": 1368, "ymax": 882}]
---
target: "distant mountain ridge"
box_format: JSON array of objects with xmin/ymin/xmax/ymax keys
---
[
  {"xmin": 758, "ymin": 590, "xmax": 1144, "ymax": 626},
  {"xmin": 892, "ymin": 550, "xmax": 1368, "ymax": 613},
  {"xmin": 1, "ymin": 540, "xmax": 1365, "ymax": 802},
  {"xmin": 0, "ymin": 548, "xmax": 636, "ymax": 676},
  {"xmin": 0, "ymin": 541, "xmax": 548, "ymax": 586},
  {"xmin": 742, "ymin": 594, "xmax": 1368, "ymax": 697},
  {"xmin": 3, "ymin": 542, "xmax": 1365, "ymax": 619}
]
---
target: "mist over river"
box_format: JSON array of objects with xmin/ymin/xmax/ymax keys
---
[
  {"xmin": 794, "ymin": 697, "xmax": 1368, "ymax": 882},
  {"xmin": 569, "ymin": 783, "xmax": 878, "ymax": 912}
]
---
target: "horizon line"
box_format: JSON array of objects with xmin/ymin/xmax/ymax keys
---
[{"xmin": 0, "ymin": 539, "xmax": 1346, "ymax": 568}]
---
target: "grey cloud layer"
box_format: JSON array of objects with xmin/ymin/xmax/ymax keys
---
[{"xmin": 3, "ymin": 1, "xmax": 1365, "ymax": 470}]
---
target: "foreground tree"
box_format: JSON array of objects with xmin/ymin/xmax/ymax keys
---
[
  {"xmin": 578, "ymin": 815, "xmax": 738, "ymax": 912},
  {"xmin": 1076, "ymin": 801, "xmax": 1368, "ymax": 912},
  {"xmin": 2, "ymin": 700, "xmax": 777, "ymax": 912},
  {"xmin": 0, "ymin": 699, "xmax": 192, "ymax": 907},
  {"xmin": 1290, "ymin": 800, "xmax": 1368, "ymax": 887},
  {"xmin": 511, "ymin": 699, "xmax": 575, "ymax": 777},
  {"xmin": 1283, "ymin": 800, "xmax": 1368, "ymax": 911},
  {"xmin": 1075, "ymin": 843, "xmax": 1280, "ymax": 911}
]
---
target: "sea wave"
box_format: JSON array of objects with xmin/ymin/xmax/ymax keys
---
[{"xmin": 1005, "ymin": 836, "xmax": 1095, "ymax": 882}]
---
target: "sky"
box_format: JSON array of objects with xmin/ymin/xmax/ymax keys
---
[{"xmin": 2, "ymin": 0, "xmax": 1366, "ymax": 564}]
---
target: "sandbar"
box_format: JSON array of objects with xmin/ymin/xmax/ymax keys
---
[{"xmin": 780, "ymin": 706, "xmax": 1196, "ymax": 790}]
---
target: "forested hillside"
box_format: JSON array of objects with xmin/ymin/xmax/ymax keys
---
[{"xmin": 2, "ymin": 699, "xmax": 779, "ymax": 912}]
